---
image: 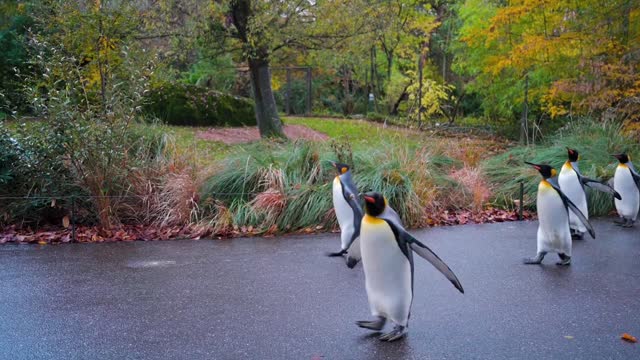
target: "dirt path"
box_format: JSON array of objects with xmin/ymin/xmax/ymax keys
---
[{"xmin": 196, "ymin": 124, "xmax": 329, "ymax": 144}]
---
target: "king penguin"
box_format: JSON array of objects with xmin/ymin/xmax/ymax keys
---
[
  {"xmin": 524, "ymin": 162, "xmax": 595, "ymax": 266},
  {"xmin": 355, "ymin": 191, "xmax": 463, "ymax": 342},
  {"xmin": 612, "ymin": 153, "xmax": 640, "ymax": 227},
  {"xmin": 327, "ymin": 161, "xmax": 363, "ymax": 266},
  {"xmin": 558, "ymin": 148, "xmax": 621, "ymax": 239}
]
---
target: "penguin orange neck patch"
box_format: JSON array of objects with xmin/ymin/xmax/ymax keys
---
[
  {"xmin": 540, "ymin": 180, "xmax": 553, "ymax": 189},
  {"xmin": 363, "ymin": 214, "xmax": 385, "ymax": 225}
]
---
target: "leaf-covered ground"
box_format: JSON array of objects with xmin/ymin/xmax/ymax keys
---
[{"xmin": 0, "ymin": 208, "xmax": 536, "ymax": 245}]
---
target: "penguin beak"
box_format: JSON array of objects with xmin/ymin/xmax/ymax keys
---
[
  {"xmin": 611, "ymin": 154, "xmax": 621, "ymax": 159},
  {"xmin": 364, "ymin": 196, "xmax": 375, "ymax": 204},
  {"xmin": 567, "ymin": 147, "xmax": 574, "ymax": 155},
  {"xmin": 328, "ymin": 160, "xmax": 337, "ymax": 168},
  {"xmin": 524, "ymin": 161, "xmax": 541, "ymax": 171}
]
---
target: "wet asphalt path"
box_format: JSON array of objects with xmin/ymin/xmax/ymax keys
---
[{"xmin": 0, "ymin": 219, "xmax": 639, "ymax": 359}]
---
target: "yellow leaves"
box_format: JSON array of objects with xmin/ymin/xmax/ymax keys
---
[
  {"xmin": 271, "ymin": 77, "xmax": 282, "ymax": 91},
  {"xmin": 485, "ymin": 56, "xmax": 512, "ymax": 76},
  {"xmin": 486, "ymin": 5, "xmax": 528, "ymax": 42},
  {"xmin": 546, "ymin": 104, "xmax": 569, "ymax": 119},
  {"xmin": 542, "ymin": 84, "xmax": 571, "ymax": 119},
  {"xmin": 99, "ymin": 36, "xmax": 118, "ymax": 51}
]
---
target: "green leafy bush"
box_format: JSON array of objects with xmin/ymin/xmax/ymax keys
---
[
  {"xmin": 483, "ymin": 119, "xmax": 639, "ymax": 215},
  {"xmin": 0, "ymin": 10, "xmax": 33, "ymax": 114},
  {"xmin": 0, "ymin": 123, "xmax": 19, "ymax": 185},
  {"xmin": 145, "ymin": 83, "xmax": 256, "ymax": 127},
  {"xmin": 182, "ymin": 55, "xmax": 236, "ymax": 92}
]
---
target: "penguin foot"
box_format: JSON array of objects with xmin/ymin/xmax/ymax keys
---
[
  {"xmin": 346, "ymin": 257, "xmax": 360, "ymax": 269},
  {"xmin": 325, "ymin": 249, "xmax": 347, "ymax": 257},
  {"xmin": 523, "ymin": 252, "xmax": 546, "ymax": 265},
  {"xmin": 556, "ymin": 253, "xmax": 571, "ymax": 266},
  {"xmin": 614, "ymin": 218, "xmax": 627, "ymax": 226},
  {"xmin": 622, "ymin": 219, "xmax": 635, "ymax": 228},
  {"xmin": 356, "ymin": 316, "xmax": 386, "ymax": 331},
  {"xmin": 571, "ymin": 232, "xmax": 584, "ymax": 240},
  {"xmin": 379, "ymin": 325, "xmax": 407, "ymax": 342}
]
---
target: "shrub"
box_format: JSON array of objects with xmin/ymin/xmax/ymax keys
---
[
  {"xmin": 145, "ymin": 83, "xmax": 256, "ymax": 127},
  {"xmin": 0, "ymin": 124, "xmax": 18, "ymax": 185},
  {"xmin": 0, "ymin": 120, "xmax": 86, "ymax": 226},
  {"xmin": 366, "ymin": 112, "xmax": 386, "ymax": 122},
  {"xmin": 483, "ymin": 119, "xmax": 639, "ymax": 215}
]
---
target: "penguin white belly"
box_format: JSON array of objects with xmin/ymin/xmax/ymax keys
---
[
  {"xmin": 614, "ymin": 166, "xmax": 640, "ymax": 220},
  {"xmin": 558, "ymin": 166, "xmax": 587, "ymax": 232},
  {"xmin": 537, "ymin": 183, "xmax": 571, "ymax": 255},
  {"xmin": 360, "ymin": 216, "xmax": 412, "ymax": 326},
  {"xmin": 332, "ymin": 177, "xmax": 355, "ymax": 250}
]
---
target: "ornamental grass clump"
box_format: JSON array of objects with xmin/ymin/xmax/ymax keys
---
[
  {"xmin": 200, "ymin": 139, "xmax": 481, "ymax": 232},
  {"xmin": 483, "ymin": 119, "xmax": 639, "ymax": 215}
]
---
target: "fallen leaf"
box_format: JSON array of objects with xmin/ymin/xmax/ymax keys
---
[
  {"xmin": 62, "ymin": 216, "xmax": 70, "ymax": 229},
  {"xmin": 621, "ymin": 333, "xmax": 637, "ymax": 343}
]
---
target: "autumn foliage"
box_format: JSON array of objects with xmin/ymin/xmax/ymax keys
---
[{"xmin": 458, "ymin": 0, "xmax": 639, "ymax": 130}]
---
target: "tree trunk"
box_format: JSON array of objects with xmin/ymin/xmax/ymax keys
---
[
  {"xmin": 390, "ymin": 83, "xmax": 409, "ymax": 115},
  {"xmin": 248, "ymin": 57, "xmax": 285, "ymax": 138},
  {"xmin": 230, "ymin": 0, "xmax": 285, "ymax": 139}
]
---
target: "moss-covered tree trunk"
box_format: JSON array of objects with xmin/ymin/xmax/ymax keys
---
[{"xmin": 230, "ymin": 0, "xmax": 285, "ymax": 139}]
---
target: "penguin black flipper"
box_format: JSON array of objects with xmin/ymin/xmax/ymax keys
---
[
  {"xmin": 573, "ymin": 165, "xmax": 622, "ymax": 199},
  {"xmin": 339, "ymin": 172, "xmax": 363, "ymax": 251},
  {"xmin": 548, "ymin": 178, "xmax": 596, "ymax": 239},
  {"xmin": 628, "ymin": 163, "xmax": 640, "ymax": 190},
  {"xmin": 581, "ymin": 177, "xmax": 622, "ymax": 200},
  {"xmin": 406, "ymin": 234, "xmax": 464, "ymax": 294},
  {"xmin": 384, "ymin": 220, "xmax": 464, "ymax": 294}
]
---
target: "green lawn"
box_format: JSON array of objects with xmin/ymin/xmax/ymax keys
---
[
  {"xmin": 136, "ymin": 117, "xmax": 428, "ymax": 166},
  {"xmin": 156, "ymin": 125, "xmax": 232, "ymax": 164},
  {"xmin": 283, "ymin": 117, "xmax": 424, "ymax": 149}
]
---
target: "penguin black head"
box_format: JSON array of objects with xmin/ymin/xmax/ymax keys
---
[
  {"xmin": 612, "ymin": 153, "xmax": 630, "ymax": 164},
  {"xmin": 363, "ymin": 191, "xmax": 386, "ymax": 217},
  {"xmin": 329, "ymin": 161, "xmax": 350, "ymax": 175},
  {"xmin": 525, "ymin": 161, "xmax": 557, "ymax": 179},
  {"xmin": 566, "ymin": 148, "xmax": 579, "ymax": 162}
]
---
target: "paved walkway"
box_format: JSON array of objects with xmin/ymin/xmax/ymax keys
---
[{"xmin": 0, "ymin": 219, "xmax": 639, "ymax": 359}]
